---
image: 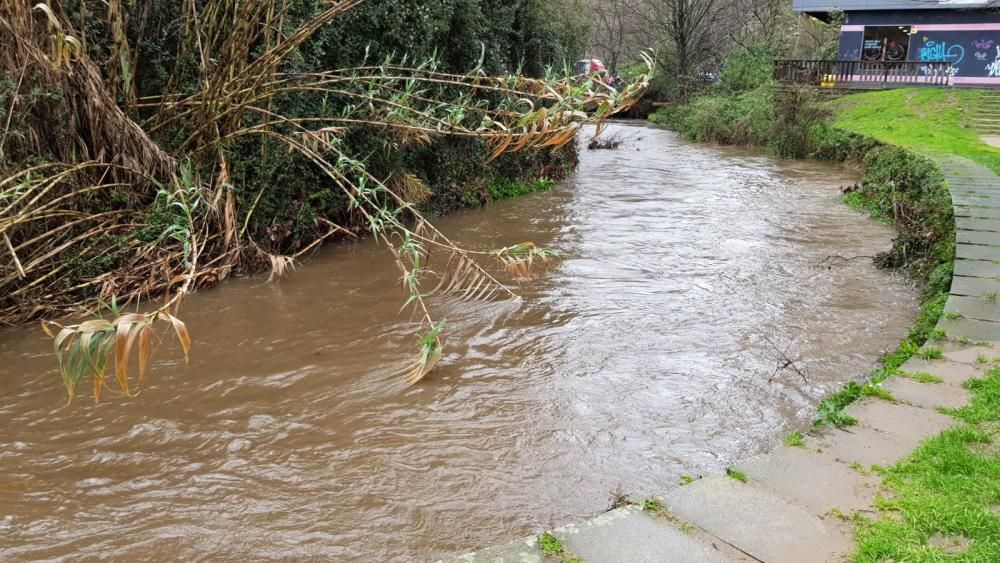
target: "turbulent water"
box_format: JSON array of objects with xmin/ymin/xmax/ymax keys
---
[{"xmin": 0, "ymin": 123, "xmax": 917, "ymax": 561}]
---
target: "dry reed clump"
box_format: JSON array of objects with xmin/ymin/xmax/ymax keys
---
[{"xmin": 1, "ymin": 0, "xmax": 652, "ymax": 400}]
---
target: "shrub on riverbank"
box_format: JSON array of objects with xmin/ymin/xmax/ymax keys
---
[
  {"xmin": 838, "ymin": 144, "xmax": 955, "ymax": 277},
  {"xmin": 648, "ymin": 50, "xmax": 775, "ymax": 146},
  {"xmin": 649, "ymin": 51, "xmax": 830, "ymax": 158}
]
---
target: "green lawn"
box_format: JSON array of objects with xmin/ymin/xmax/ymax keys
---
[
  {"xmin": 829, "ymin": 88, "xmax": 1000, "ymax": 175},
  {"xmin": 853, "ymin": 368, "xmax": 1000, "ymax": 562}
]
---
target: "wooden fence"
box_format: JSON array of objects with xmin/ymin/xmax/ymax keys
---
[{"xmin": 774, "ymin": 60, "xmax": 953, "ymax": 88}]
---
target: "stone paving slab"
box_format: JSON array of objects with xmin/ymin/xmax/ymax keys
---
[
  {"xmin": 948, "ymin": 177, "xmax": 1000, "ymax": 184},
  {"xmin": 952, "ymin": 201, "xmax": 1000, "ymax": 212},
  {"xmin": 954, "ymin": 206, "xmax": 1000, "ymax": 220},
  {"xmin": 952, "ymin": 192, "xmax": 1000, "ymax": 202},
  {"xmin": 952, "ymin": 190, "xmax": 1000, "ymax": 201},
  {"xmin": 982, "ymin": 135, "xmax": 1000, "ymax": 149},
  {"xmin": 944, "ymin": 294, "xmax": 1000, "ymax": 323},
  {"xmin": 957, "ymin": 217, "xmax": 1000, "ymax": 233},
  {"xmin": 938, "ymin": 316, "xmax": 1000, "ymax": 342},
  {"xmin": 953, "ymin": 258, "xmax": 1000, "ymax": 278},
  {"xmin": 664, "ymin": 476, "xmax": 850, "ymax": 563},
  {"xmin": 883, "ymin": 377, "xmax": 971, "ymax": 410},
  {"xmin": 941, "ymin": 171, "xmax": 996, "ymax": 179},
  {"xmin": 956, "ymin": 243, "xmax": 1000, "ymax": 261},
  {"xmin": 449, "ymin": 507, "xmax": 746, "ymax": 563},
  {"xmin": 950, "ymin": 194, "xmax": 1000, "ymax": 205},
  {"xmin": 942, "ymin": 343, "xmax": 1000, "ymax": 364},
  {"xmin": 808, "ymin": 425, "xmax": 923, "ymax": 468},
  {"xmin": 898, "ymin": 357, "xmax": 984, "ymax": 385},
  {"xmin": 948, "ymin": 275, "xmax": 1000, "ymax": 297},
  {"xmin": 733, "ymin": 447, "xmax": 878, "ymax": 515},
  {"xmin": 844, "ymin": 398, "xmax": 954, "ymax": 441},
  {"xmin": 949, "ymin": 178, "xmax": 1000, "ymax": 186},
  {"xmin": 555, "ymin": 506, "xmax": 740, "ymax": 563},
  {"xmin": 957, "ymin": 229, "xmax": 1000, "ymax": 245},
  {"xmin": 450, "ymin": 538, "xmax": 546, "ymax": 563}
]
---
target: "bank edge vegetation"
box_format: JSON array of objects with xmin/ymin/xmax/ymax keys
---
[{"xmin": 0, "ymin": 0, "xmax": 652, "ymax": 402}]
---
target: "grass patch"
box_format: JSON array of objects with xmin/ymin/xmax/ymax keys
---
[
  {"xmin": 829, "ymin": 507, "xmax": 853, "ymax": 521},
  {"xmin": 785, "ymin": 431, "xmax": 806, "ymax": 448},
  {"xmin": 815, "ymin": 389, "xmax": 861, "ymax": 427},
  {"xmin": 918, "ymin": 347, "xmax": 945, "ymax": 361},
  {"xmin": 843, "ymin": 190, "xmax": 891, "ymax": 222},
  {"xmin": 829, "ymin": 88, "xmax": 1000, "ymax": 176},
  {"xmin": 643, "ymin": 497, "xmax": 682, "ymax": 522},
  {"xmin": 537, "ymin": 531, "xmax": 583, "ymax": 563},
  {"xmin": 726, "ymin": 468, "xmax": 748, "ymax": 483},
  {"xmin": 860, "ymin": 382, "xmax": 897, "ymax": 403},
  {"xmin": 679, "ymin": 474, "xmax": 695, "ymax": 486},
  {"xmin": 899, "ymin": 371, "xmax": 945, "ymax": 384},
  {"xmin": 488, "ymin": 177, "xmax": 554, "ymax": 202},
  {"xmin": 928, "ymin": 329, "xmax": 948, "ymax": 342},
  {"xmin": 853, "ymin": 368, "xmax": 1000, "ymax": 562},
  {"xmin": 975, "ymin": 354, "xmax": 1000, "ymax": 366},
  {"xmin": 850, "ymin": 461, "xmax": 872, "ymax": 476}
]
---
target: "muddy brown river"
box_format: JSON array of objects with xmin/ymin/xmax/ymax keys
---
[{"xmin": 0, "ymin": 123, "xmax": 916, "ymax": 561}]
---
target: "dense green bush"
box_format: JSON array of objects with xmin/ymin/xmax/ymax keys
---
[
  {"xmin": 717, "ymin": 47, "xmax": 774, "ymax": 94},
  {"xmin": 770, "ymin": 88, "xmax": 832, "ymax": 158},
  {"xmin": 649, "ymin": 50, "xmax": 781, "ymax": 149},
  {"xmin": 807, "ymin": 125, "xmax": 883, "ymax": 162},
  {"xmin": 308, "ymin": 0, "xmax": 588, "ymax": 76},
  {"xmin": 848, "ymin": 145, "xmax": 954, "ymax": 275},
  {"xmin": 75, "ymin": 0, "xmax": 590, "ymax": 255}
]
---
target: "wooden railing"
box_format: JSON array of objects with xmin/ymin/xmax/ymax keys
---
[{"xmin": 774, "ymin": 60, "xmax": 953, "ymax": 88}]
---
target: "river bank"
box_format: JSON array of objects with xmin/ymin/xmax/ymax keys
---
[
  {"xmin": 0, "ymin": 123, "xmax": 918, "ymax": 561},
  {"xmin": 634, "ymin": 85, "xmax": 1000, "ymax": 560}
]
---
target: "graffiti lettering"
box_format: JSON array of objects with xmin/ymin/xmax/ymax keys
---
[
  {"xmin": 977, "ymin": 51, "xmax": 989, "ymax": 61},
  {"xmin": 920, "ymin": 41, "xmax": 965, "ymax": 65},
  {"xmin": 974, "ymin": 39, "xmax": 995, "ymax": 50},
  {"xmin": 986, "ymin": 46, "xmax": 1000, "ymax": 77},
  {"xmin": 921, "ymin": 64, "xmax": 960, "ymax": 78}
]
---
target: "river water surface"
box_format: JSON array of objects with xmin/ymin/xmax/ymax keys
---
[{"xmin": 0, "ymin": 123, "xmax": 917, "ymax": 561}]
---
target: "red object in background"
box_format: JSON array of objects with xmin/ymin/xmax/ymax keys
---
[{"xmin": 575, "ymin": 58, "xmax": 607, "ymax": 76}]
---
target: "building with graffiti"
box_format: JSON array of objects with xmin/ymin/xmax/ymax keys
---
[{"xmin": 793, "ymin": 0, "xmax": 1000, "ymax": 86}]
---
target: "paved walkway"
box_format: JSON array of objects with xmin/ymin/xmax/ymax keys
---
[{"xmin": 448, "ymin": 158, "xmax": 1000, "ymax": 562}]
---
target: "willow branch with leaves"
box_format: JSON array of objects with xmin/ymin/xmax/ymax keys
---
[{"xmin": 1, "ymin": 0, "xmax": 652, "ymax": 400}]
